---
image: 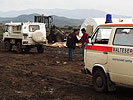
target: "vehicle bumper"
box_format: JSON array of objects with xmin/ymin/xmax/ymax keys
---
[
  {"xmin": 81, "ymin": 67, "xmax": 91, "ymax": 75},
  {"xmin": 22, "ymin": 41, "xmax": 47, "ymax": 46}
]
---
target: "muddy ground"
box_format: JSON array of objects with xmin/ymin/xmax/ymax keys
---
[{"xmin": 0, "ymin": 37, "xmax": 133, "ymax": 100}]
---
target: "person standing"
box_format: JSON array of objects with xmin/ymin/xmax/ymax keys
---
[
  {"xmin": 80, "ymin": 28, "xmax": 89, "ymax": 57},
  {"xmin": 66, "ymin": 29, "xmax": 79, "ymax": 61}
]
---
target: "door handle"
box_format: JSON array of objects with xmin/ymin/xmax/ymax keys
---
[{"xmin": 103, "ymin": 52, "xmax": 108, "ymax": 54}]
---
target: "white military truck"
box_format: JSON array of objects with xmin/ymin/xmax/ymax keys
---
[
  {"xmin": 3, "ymin": 22, "xmax": 47, "ymax": 53},
  {"xmin": 81, "ymin": 24, "xmax": 133, "ymax": 92}
]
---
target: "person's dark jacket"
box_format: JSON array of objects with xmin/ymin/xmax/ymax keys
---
[{"xmin": 66, "ymin": 32, "xmax": 78, "ymax": 49}]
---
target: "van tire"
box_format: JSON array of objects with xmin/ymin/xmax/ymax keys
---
[
  {"xmin": 93, "ymin": 70, "xmax": 107, "ymax": 92},
  {"xmin": 16, "ymin": 42, "xmax": 23, "ymax": 53},
  {"xmin": 4, "ymin": 40, "xmax": 12, "ymax": 51},
  {"xmin": 37, "ymin": 45, "xmax": 44, "ymax": 53}
]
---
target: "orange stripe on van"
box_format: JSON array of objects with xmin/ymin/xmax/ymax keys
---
[
  {"xmin": 85, "ymin": 45, "xmax": 113, "ymax": 52},
  {"xmin": 100, "ymin": 24, "xmax": 133, "ymax": 27}
]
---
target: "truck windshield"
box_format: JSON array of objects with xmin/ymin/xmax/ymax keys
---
[{"xmin": 4, "ymin": 25, "xmax": 9, "ymax": 32}]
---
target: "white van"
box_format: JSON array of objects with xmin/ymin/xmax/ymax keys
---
[{"xmin": 81, "ymin": 24, "xmax": 133, "ymax": 92}]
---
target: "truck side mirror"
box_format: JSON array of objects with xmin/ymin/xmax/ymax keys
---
[
  {"xmin": 88, "ymin": 38, "xmax": 91, "ymax": 43},
  {"xmin": 89, "ymin": 38, "xmax": 94, "ymax": 45},
  {"xmin": 91, "ymin": 42, "xmax": 94, "ymax": 45}
]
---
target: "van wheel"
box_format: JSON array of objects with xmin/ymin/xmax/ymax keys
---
[
  {"xmin": 4, "ymin": 40, "xmax": 12, "ymax": 51},
  {"xmin": 37, "ymin": 45, "xmax": 44, "ymax": 53},
  {"xmin": 16, "ymin": 42, "xmax": 23, "ymax": 53},
  {"xmin": 93, "ymin": 70, "xmax": 107, "ymax": 92}
]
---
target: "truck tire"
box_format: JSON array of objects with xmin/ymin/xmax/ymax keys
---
[
  {"xmin": 4, "ymin": 40, "xmax": 12, "ymax": 51},
  {"xmin": 37, "ymin": 45, "xmax": 44, "ymax": 53},
  {"xmin": 16, "ymin": 42, "xmax": 23, "ymax": 53},
  {"xmin": 24, "ymin": 47, "xmax": 31, "ymax": 53},
  {"xmin": 56, "ymin": 33, "xmax": 64, "ymax": 42},
  {"xmin": 48, "ymin": 34, "xmax": 56, "ymax": 43},
  {"xmin": 93, "ymin": 70, "xmax": 108, "ymax": 92}
]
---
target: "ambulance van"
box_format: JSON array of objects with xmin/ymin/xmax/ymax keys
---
[{"xmin": 82, "ymin": 24, "xmax": 133, "ymax": 92}]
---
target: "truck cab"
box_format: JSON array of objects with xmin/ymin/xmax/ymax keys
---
[
  {"xmin": 34, "ymin": 15, "xmax": 53, "ymax": 29},
  {"xmin": 82, "ymin": 24, "xmax": 133, "ymax": 92},
  {"xmin": 3, "ymin": 22, "xmax": 47, "ymax": 53}
]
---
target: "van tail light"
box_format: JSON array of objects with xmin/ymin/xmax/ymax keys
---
[
  {"xmin": 23, "ymin": 41, "xmax": 28, "ymax": 44},
  {"xmin": 42, "ymin": 41, "xmax": 46, "ymax": 44},
  {"xmin": 83, "ymin": 62, "xmax": 85, "ymax": 66}
]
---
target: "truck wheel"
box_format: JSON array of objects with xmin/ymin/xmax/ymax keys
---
[
  {"xmin": 48, "ymin": 34, "xmax": 56, "ymax": 43},
  {"xmin": 16, "ymin": 42, "xmax": 23, "ymax": 53},
  {"xmin": 93, "ymin": 70, "xmax": 107, "ymax": 92},
  {"xmin": 37, "ymin": 45, "xmax": 44, "ymax": 53},
  {"xmin": 56, "ymin": 33, "xmax": 64, "ymax": 42},
  {"xmin": 4, "ymin": 40, "xmax": 12, "ymax": 51},
  {"xmin": 47, "ymin": 35, "xmax": 53, "ymax": 43},
  {"xmin": 24, "ymin": 47, "xmax": 31, "ymax": 53}
]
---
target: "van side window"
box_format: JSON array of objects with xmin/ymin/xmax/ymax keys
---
[
  {"xmin": 113, "ymin": 28, "xmax": 133, "ymax": 46},
  {"xmin": 92, "ymin": 28, "xmax": 112, "ymax": 44}
]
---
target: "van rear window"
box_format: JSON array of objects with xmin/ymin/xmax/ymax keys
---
[{"xmin": 29, "ymin": 25, "xmax": 40, "ymax": 32}]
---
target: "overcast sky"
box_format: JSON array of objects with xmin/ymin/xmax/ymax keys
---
[{"xmin": 0, "ymin": 0, "xmax": 133, "ymax": 16}]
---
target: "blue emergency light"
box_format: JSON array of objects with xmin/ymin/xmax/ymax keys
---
[{"xmin": 105, "ymin": 14, "xmax": 112, "ymax": 24}]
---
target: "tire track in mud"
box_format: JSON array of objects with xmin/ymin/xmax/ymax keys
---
[
  {"xmin": 1, "ymin": 65, "xmax": 133, "ymax": 100},
  {"xmin": 1, "ymin": 65, "xmax": 92, "ymax": 88},
  {"xmin": 0, "ymin": 65, "xmax": 93, "ymax": 100}
]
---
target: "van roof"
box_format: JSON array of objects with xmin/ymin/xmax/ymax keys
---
[{"xmin": 100, "ymin": 24, "xmax": 133, "ymax": 27}]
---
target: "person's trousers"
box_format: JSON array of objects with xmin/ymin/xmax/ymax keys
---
[
  {"xmin": 82, "ymin": 43, "xmax": 87, "ymax": 56},
  {"xmin": 68, "ymin": 48, "xmax": 74, "ymax": 60}
]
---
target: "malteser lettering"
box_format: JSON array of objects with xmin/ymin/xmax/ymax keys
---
[{"xmin": 113, "ymin": 47, "xmax": 132, "ymax": 54}]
